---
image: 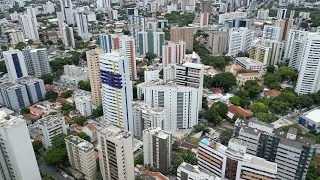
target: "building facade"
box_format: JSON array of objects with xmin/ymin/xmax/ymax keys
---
[
  {"xmin": 9, "ymin": 31, "xmax": 25, "ymax": 46},
  {"xmin": 143, "ymin": 127, "xmax": 172, "ymax": 175},
  {"xmin": 206, "ymin": 31, "xmax": 228, "ymax": 56},
  {"xmin": 162, "ymin": 41, "xmax": 186, "ymax": 67},
  {"xmin": 62, "ymin": 24, "xmax": 75, "ymax": 48},
  {"xmin": 86, "ymin": 49, "xmax": 105, "ymax": 106},
  {"xmin": 97, "ymin": 124, "xmax": 134, "ymax": 180},
  {"xmin": 138, "ymin": 30, "xmax": 165, "ymax": 56},
  {"xmin": 65, "ymin": 135, "xmax": 96, "ymax": 180},
  {"xmin": 18, "ymin": 14, "xmax": 39, "ymax": 40},
  {"xmin": 0, "ymin": 111, "xmax": 41, "ymax": 180},
  {"xmin": 99, "ymin": 51, "xmax": 133, "ymax": 132},
  {"xmin": 18, "ymin": 76, "xmax": 46, "ymax": 104},
  {"xmin": 227, "ymin": 27, "xmax": 254, "ymax": 56},
  {"xmin": 2, "ymin": 49, "xmax": 28, "ymax": 81},
  {"xmin": 0, "ymin": 82, "xmax": 30, "ymax": 110},
  {"xmin": 38, "ymin": 115, "xmax": 67, "ymax": 149},
  {"xmin": 22, "ymin": 48, "xmax": 51, "ymax": 77},
  {"xmin": 170, "ymin": 27, "xmax": 194, "ymax": 50}
]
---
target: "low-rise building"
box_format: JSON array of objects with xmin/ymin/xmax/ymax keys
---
[
  {"xmin": 235, "ymin": 57, "xmax": 266, "ymax": 72},
  {"xmin": 177, "ymin": 162, "xmax": 220, "ymax": 180},
  {"xmin": 60, "ymin": 65, "xmax": 89, "ymax": 85},
  {"xmin": 75, "ymin": 95, "xmax": 92, "ymax": 117},
  {"xmin": 38, "ymin": 114, "xmax": 67, "ymax": 148},
  {"xmin": 65, "ymin": 135, "xmax": 96, "ymax": 180},
  {"xmin": 236, "ymin": 73, "xmax": 262, "ymax": 86},
  {"xmin": 299, "ymin": 108, "xmax": 320, "ymax": 131},
  {"xmin": 82, "ymin": 124, "xmax": 97, "ymax": 142},
  {"xmin": 227, "ymin": 105, "xmax": 252, "ymax": 119}
]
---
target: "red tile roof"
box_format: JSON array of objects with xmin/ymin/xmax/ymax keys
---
[
  {"xmin": 228, "ymin": 105, "xmax": 252, "ymax": 118},
  {"xmin": 226, "ymin": 65, "xmax": 242, "ymax": 70},
  {"xmin": 239, "ymin": 73, "xmax": 261, "ymax": 77},
  {"xmin": 210, "ymin": 88, "xmax": 222, "ymax": 94},
  {"xmin": 86, "ymin": 124, "xmax": 96, "ymax": 132},
  {"xmin": 74, "ymin": 125, "xmax": 83, "ymax": 131},
  {"xmin": 34, "ymin": 136, "xmax": 42, "ymax": 141},
  {"xmin": 140, "ymin": 168, "xmax": 168, "ymax": 180},
  {"xmin": 29, "ymin": 107, "xmax": 44, "ymax": 116},
  {"xmin": 23, "ymin": 114, "xmax": 41, "ymax": 120},
  {"xmin": 264, "ymin": 90, "xmax": 281, "ymax": 97}
]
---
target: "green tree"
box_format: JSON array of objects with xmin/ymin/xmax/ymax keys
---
[
  {"xmin": 276, "ymin": 91, "xmax": 297, "ymax": 106},
  {"xmin": 60, "ymin": 90, "xmax": 73, "ymax": 98},
  {"xmin": 145, "ymin": 52, "xmax": 157, "ymax": 61},
  {"xmin": 78, "ymin": 80, "xmax": 91, "ymax": 91},
  {"xmin": 274, "ymin": 66, "xmax": 298, "ymax": 82},
  {"xmin": 250, "ymin": 102, "xmax": 268, "ymax": 113},
  {"xmin": 235, "ymin": 89, "xmax": 249, "ymax": 99},
  {"xmin": 108, "ymin": 28, "xmax": 115, "ymax": 34},
  {"xmin": 76, "ymin": 132, "xmax": 91, "ymax": 141},
  {"xmin": 247, "ymin": 85, "xmax": 263, "ymax": 99},
  {"xmin": 134, "ymin": 154, "xmax": 143, "ymax": 165},
  {"xmin": 43, "ymin": 147, "xmax": 67, "ymax": 166},
  {"xmin": 255, "ymin": 113, "xmax": 277, "ymax": 123},
  {"xmin": 32, "ymin": 141, "xmax": 43, "ymax": 153},
  {"xmin": 173, "ymin": 150, "xmax": 197, "ymax": 173},
  {"xmin": 39, "ymin": 74, "xmax": 55, "ymax": 84},
  {"xmin": 296, "ymin": 95, "xmax": 313, "ymax": 108},
  {"xmin": 57, "ymin": 39, "xmax": 63, "ymax": 45},
  {"xmin": 122, "ymin": 29, "xmax": 131, "ymax": 35},
  {"xmin": 212, "ymin": 72, "xmax": 236, "ymax": 92},
  {"xmin": 61, "ymin": 103, "xmax": 75, "ymax": 111},
  {"xmin": 266, "ymin": 65, "xmax": 276, "ymax": 73},
  {"xmin": 45, "ymin": 91, "xmax": 58, "ymax": 102},
  {"xmin": 27, "ymin": 39, "xmax": 33, "ymax": 45},
  {"xmin": 232, "ymin": 113, "xmax": 243, "ymax": 122},
  {"xmin": 15, "ymin": 42, "xmax": 26, "ymax": 50},
  {"xmin": 239, "ymin": 98, "xmax": 251, "ymax": 109},
  {"xmin": 93, "ymin": 105, "xmax": 103, "ymax": 117},
  {"xmin": 202, "ymin": 97, "xmax": 208, "ymax": 110},
  {"xmin": 52, "ymin": 134, "xmax": 68, "ymax": 148},
  {"xmin": 236, "ymin": 51, "xmax": 249, "ymax": 57},
  {"xmin": 75, "ymin": 116, "xmax": 88, "ymax": 126},
  {"xmin": 219, "ymin": 129, "xmax": 234, "ymax": 145},
  {"xmin": 49, "ymin": 57, "xmax": 73, "ymax": 72},
  {"xmin": 0, "ymin": 61, "xmax": 7, "ymax": 73},
  {"xmin": 20, "ymin": 107, "xmax": 30, "ymax": 115},
  {"xmin": 269, "ymin": 100, "xmax": 289, "ymax": 114},
  {"xmin": 203, "ymin": 106, "xmax": 222, "ymax": 125},
  {"xmin": 306, "ymin": 156, "xmax": 320, "ymax": 180},
  {"xmin": 211, "ymin": 102, "xmax": 228, "ymax": 119}
]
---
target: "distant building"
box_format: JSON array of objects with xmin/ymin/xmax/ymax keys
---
[
  {"xmin": 0, "ymin": 110, "xmax": 41, "ymax": 180},
  {"xmin": 138, "ymin": 30, "xmax": 165, "ymax": 56},
  {"xmin": 257, "ymin": 9, "xmax": 269, "ymax": 19},
  {"xmin": 18, "ymin": 76, "xmax": 46, "ymax": 104},
  {"xmin": 235, "ymin": 57, "xmax": 266, "ymax": 72},
  {"xmin": 82, "ymin": 124, "xmax": 97, "ymax": 142},
  {"xmin": 2, "ymin": 49, "xmax": 28, "ymax": 81},
  {"xmin": 136, "ymin": 79, "xmax": 164, "ymax": 100},
  {"xmin": 9, "ymin": 31, "xmax": 25, "ymax": 46},
  {"xmin": 162, "ymin": 41, "xmax": 186, "ymax": 67},
  {"xmin": 22, "ymin": 48, "xmax": 51, "ymax": 77},
  {"xmin": 143, "ymin": 127, "xmax": 172, "ymax": 175},
  {"xmin": 62, "ymin": 24, "xmax": 75, "ymax": 48},
  {"xmin": 170, "ymin": 27, "xmax": 194, "ymax": 50},
  {"xmin": 65, "ymin": 135, "xmax": 96, "ymax": 179},
  {"xmin": 38, "ymin": 115, "xmax": 67, "ymax": 149},
  {"xmin": 97, "ymin": 124, "xmax": 134, "ymax": 180},
  {"xmin": 227, "ymin": 27, "xmax": 254, "ymax": 56},
  {"xmin": 206, "ymin": 31, "xmax": 228, "ymax": 56},
  {"xmin": 60, "ymin": 65, "xmax": 89, "ymax": 85},
  {"xmin": 236, "ymin": 72, "xmax": 262, "ymax": 86},
  {"xmin": 75, "ymin": 95, "xmax": 92, "ymax": 117},
  {"xmin": 144, "ymin": 68, "xmax": 160, "ymax": 82},
  {"xmin": 19, "ymin": 14, "xmax": 39, "ymax": 40}
]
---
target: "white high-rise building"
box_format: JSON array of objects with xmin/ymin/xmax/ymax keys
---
[
  {"xmin": 97, "ymin": 0, "xmax": 111, "ymax": 9},
  {"xmin": 143, "ymin": 127, "xmax": 172, "ymax": 175},
  {"xmin": 257, "ymin": 9, "xmax": 269, "ymax": 19},
  {"xmin": 132, "ymin": 101, "xmax": 167, "ymax": 138},
  {"xmin": 138, "ymin": 31, "xmax": 165, "ymax": 56},
  {"xmin": 18, "ymin": 14, "xmax": 39, "ymax": 40},
  {"xmin": 227, "ymin": 27, "xmax": 254, "ymax": 56},
  {"xmin": 65, "ymin": 7, "xmax": 74, "ymax": 25},
  {"xmin": 62, "ymin": 24, "xmax": 75, "ymax": 48},
  {"xmin": 22, "ymin": 48, "xmax": 51, "ymax": 77},
  {"xmin": 57, "ymin": 11, "xmax": 65, "ymax": 33},
  {"xmin": 97, "ymin": 124, "xmax": 134, "ymax": 180},
  {"xmin": 263, "ymin": 39, "xmax": 284, "ymax": 65},
  {"xmin": 2, "ymin": 49, "xmax": 28, "ymax": 81},
  {"xmin": 99, "ymin": 51, "xmax": 133, "ymax": 132},
  {"xmin": 9, "ymin": 31, "xmax": 25, "ymax": 46},
  {"xmin": 0, "ymin": 82, "xmax": 30, "ymax": 110},
  {"xmin": 144, "ymin": 83, "xmax": 200, "ymax": 132},
  {"xmin": 144, "ymin": 68, "xmax": 160, "ymax": 82},
  {"xmin": 75, "ymin": 95, "xmax": 92, "ymax": 117},
  {"xmin": 163, "ymin": 63, "xmax": 204, "ymax": 108},
  {"xmin": 75, "ymin": 12, "xmax": 90, "ymax": 40},
  {"xmin": 162, "ymin": 41, "xmax": 186, "ymax": 67},
  {"xmin": 43, "ymin": 1, "xmax": 55, "ymax": 14},
  {"xmin": 65, "ymin": 135, "xmax": 96, "ymax": 180},
  {"xmin": 0, "ymin": 111, "xmax": 41, "ymax": 180},
  {"xmin": 295, "ymin": 32, "xmax": 320, "ymax": 94},
  {"xmin": 284, "ymin": 29, "xmax": 309, "ymax": 70},
  {"xmin": 262, "ymin": 25, "xmax": 281, "ymax": 41},
  {"xmin": 38, "ymin": 115, "xmax": 67, "ymax": 149}
]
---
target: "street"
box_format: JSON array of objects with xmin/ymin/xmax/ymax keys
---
[{"xmin": 37, "ymin": 158, "xmax": 74, "ymax": 180}]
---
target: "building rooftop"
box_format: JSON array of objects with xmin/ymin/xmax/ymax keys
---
[
  {"xmin": 178, "ymin": 162, "xmax": 219, "ymax": 180},
  {"xmin": 236, "ymin": 57, "xmax": 264, "ymax": 65},
  {"xmin": 228, "ymin": 105, "xmax": 252, "ymax": 118},
  {"xmin": 264, "ymin": 89, "xmax": 281, "ymax": 97},
  {"xmin": 65, "ymin": 135, "xmax": 94, "ymax": 152},
  {"xmin": 0, "ymin": 81, "xmax": 24, "ymax": 89},
  {"xmin": 302, "ymin": 108, "xmax": 320, "ymax": 123},
  {"xmin": 98, "ymin": 124, "xmax": 131, "ymax": 139},
  {"xmin": 142, "ymin": 106, "xmax": 166, "ymax": 115},
  {"xmin": 38, "ymin": 115, "xmax": 63, "ymax": 126},
  {"xmin": 238, "ymin": 73, "xmax": 261, "ymax": 77},
  {"xmin": 0, "ymin": 110, "xmax": 25, "ymax": 128},
  {"xmin": 139, "ymin": 168, "xmax": 168, "ymax": 180},
  {"xmin": 182, "ymin": 62, "xmax": 204, "ymax": 69},
  {"xmin": 18, "ymin": 76, "xmax": 42, "ymax": 84}
]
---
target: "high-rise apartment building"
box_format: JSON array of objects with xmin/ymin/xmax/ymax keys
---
[
  {"xmin": 200, "ymin": 13, "xmax": 209, "ymax": 28},
  {"xmin": 170, "ymin": 27, "xmax": 194, "ymax": 50},
  {"xmin": 75, "ymin": 12, "xmax": 90, "ymax": 40},
  {"xmin": 249, "ymin": 41, "xmax": 271, "ymax": 65},
  {"xmin": 132, "ymin": 101, "xmax": 167, "ymax": 138},
  {"xmin": 57, "ymin": 11, "xmax": 65, "ymax": 33},
  {"xmin": 99, "ymin": 34, "xmax": 137, "ymax": 80},
  {"xmin": 262, "ymin": 25, "xmax": 281, "ymax": 41},
  {"xmin": 9, "ymin": 31, "xmax": 25, "ymax": 46},
  {"xmin": 143, "ymin": 127, "xmax": 172, "ymax": 175},
  {"xmin": 144, "ymin": 68, "xmax": 160, "ymax": 82},
  {"xmin": 22, "ymin": 48, "xmax": 51, "ymax": 77},
  {"xmin": 38, "ymin": 115, "xmax": 67, "ymax": 149},
  {"xmin": 162, "ymin": 41, "xmax": 186, "ymax": 67},
  {"xmin": 2, "ymin": 49, "xmax": 28, "ymax": 81},
  {"xmin": 99, "ymin": 51, "xmax": 133, "ymax": 132},
  {"xmin": 257, "ymin": 9, "xmax": 269, "ymax": 19},
  {"xmin": 200, "ymin": 0, "xmax": 212, "ymax": 13},
  {"xmin": 18, "ymin": 76, "xmax": 46, "ymax": 104},
  {"xmin": 136, "ymin": 79, "xmax": 164, "ymax": 100},
  {"xmin": 138, "ymin": 30, "xmax": 165, "ymax": 56},
  {"xmin": 295, "ymin": 32, "xmax": 320, "ymax": 94},
  {"xmin": 227, "ymin": 27, "xmax": 254, "ymax": 56},
  {"xmin": 198, "ymin": 137, "xmax": 277, "ymax": 179},
  {"xmin": 163, "ymin": 63, "xmax": 204, "ymax": 107},
  {"xmin": 235, "ymin": 118, "xmax": 315, "ymax": 180},
  {"xmin": 206, "ymin": 31, "xmax": 228, "ymax": 55},
  {"xmin": 263, "ymin": 39, "xmax": 284, "ymax": 65},
  {"xmin": 62, "ymin": 24, "xmax": 75, "ymax": 48},
  {"xmin": 0, "ymin": 111, "xmax": 41, "ymax": 180},
  {"xmin": 130, "ymin": 15, "xmax": 147, "ymax": 48},
  {"xmin": 0, "ymin": 82, "xmax": 30, "ymax": 110},
  {"xmin": 75, "ymin": 95, "xmax": 92, "ymax": 117},
  {"xmin": 177, "ymin": 162, "xmax": 220, "ymax": 180},
  {"xmin": 18, "ymin": 14, "xmax": 39, "ymax": 40},
  {"xmin": 144, "ymin": 83, "xmax": 199, "ymax": 131},
  {"xmin": 97, "ymin": 0, "xmax": 111, "ymax": 9},
  {"xmin": 65, "ymin": 135, "xmax": 96, "ymax": 180},
  {"xmin": 97, "ymin": 124, "xmax": 134, "ymax": 180},
  {"xmin": 65, "ymin": 7, "xmax": 74, "ymax": 25},
  {"xmin": 86, "ymin": 49, "xmax": 105, "ymax": 106}
]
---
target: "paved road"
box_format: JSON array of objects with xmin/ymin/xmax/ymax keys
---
[{"xmin": 37, "ymin": 158, "xmax": 74, "ymax": 180}]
